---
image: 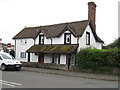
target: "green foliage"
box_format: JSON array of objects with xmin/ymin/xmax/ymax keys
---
[
  {"xmin": 76, "ymin": 47, "xmax": 120, "ymax": 72},
  {"xmin": 107, "ymin": 38, "xmax": 120, "ymax": 48},
  {"xmin": 95, "ymin": 66, "xmax": 113, "ymax": 74}
]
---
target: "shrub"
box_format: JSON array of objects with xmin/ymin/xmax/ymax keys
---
[
  {"xmin": 96, "ymin": 66, "xmax": 113, "ymax": 74},
  {"xmin": 76, "ymin": 47, "xmax": 120, "ymax": 72},
  {"xmin": 106, "ymin": 38, "xmax": 120, "ymax": 48}
]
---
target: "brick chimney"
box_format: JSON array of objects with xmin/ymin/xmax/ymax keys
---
[{"xmin": 88, "ymin": 2, "xmax": 97, "ymax": 32}]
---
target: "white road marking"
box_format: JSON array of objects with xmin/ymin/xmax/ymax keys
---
[
  {"xmin": 0, "ymin": 80, "xmax": 22, "ymax": 87},
  {"xmin": 0, "ymin": 82, "xmax": 15, "ymax": 87}
]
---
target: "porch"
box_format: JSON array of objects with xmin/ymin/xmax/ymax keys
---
[{"xmin": 26, "ymin": 44, "xmax": 78, "ymax": 65}]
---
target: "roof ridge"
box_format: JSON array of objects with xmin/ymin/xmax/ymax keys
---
[
  {"xmin": 24, "ymin": 26, "xmax": 41, "ymax": 29},
  {"xmin": 24, "ymin": 20, "xmax": 89, "ymax": 29},
  {"xmin": 42, "ymin": 20, "xmax": 89, "ymax": 27}
]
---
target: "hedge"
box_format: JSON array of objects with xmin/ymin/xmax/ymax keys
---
[{"xmin": 76, "ymin": 47, "xmax": 120, "ymax": 72}]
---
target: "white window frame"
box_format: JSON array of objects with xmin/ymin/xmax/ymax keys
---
[{"xmin": 20, "ymin": 52, "xmax": 26, "ymax": 58}]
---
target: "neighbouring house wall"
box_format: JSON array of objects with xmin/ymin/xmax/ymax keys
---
[
  {"xmin": 78, "ymin": 25, "xmax": 102, "ymax": 52},
  {"xmin": 15, "ymin": 39, "xmax": 34, "ymax": 62}
]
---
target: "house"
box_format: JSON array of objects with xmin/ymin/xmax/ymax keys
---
[
  {"xmin": 0, "ymin": 42, "xmax": 7, "ymax": 52},
  {"xmin": 13, "ymin": 2, "xmax": 104, "ymax": 65},
  {"xmin": 0, "ymin": 42, "xmax": 15, "ymax": 56}
]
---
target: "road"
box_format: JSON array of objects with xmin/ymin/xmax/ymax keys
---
[{"xmin": 1, "ymin": 70, "xmax": 118, "ymax": 88}]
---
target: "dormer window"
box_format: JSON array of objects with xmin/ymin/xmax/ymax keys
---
[
  {"xmin": 39, "ymin": 35, "xmax": 44, "ymax": 45},
  {"xmin": 64, "ymin": 33, "xmax": 71, "ymax": 44},
  {"xmin": 86, "ymin": 32, "xmax": 90, "ymax": 45}
]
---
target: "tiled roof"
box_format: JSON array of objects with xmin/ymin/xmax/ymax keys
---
[
  {"xmin": 13, "ymin": 20, "xmax": 104, "ymax": 43},
  {"xmin": 13, "ymin": 27, "xmax": 41, "ymax": 39},
  {"xmin": 26, "ymin": 44, "xmax": 78, "ymax": 54}
]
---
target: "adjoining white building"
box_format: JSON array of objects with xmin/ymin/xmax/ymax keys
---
[{"xmin": 13, "ymin": 2, "xmax": 104, "ymax": 65}]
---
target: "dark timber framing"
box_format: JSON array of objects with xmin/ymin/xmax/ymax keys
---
[
  {"xmin": 28, "ymin": 52, "xmax": 30, "ymax": 62},
  {"xmin": 64, "ymin": 33, "xmax": 71, "ymax": 45}
]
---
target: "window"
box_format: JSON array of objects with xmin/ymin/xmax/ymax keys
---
[
  {"xmin": 20, "ymin": 52, "xmax": 26, "ymax": 58},
  {"xmin": 1, "ymin": 54, "xmax": 11, "ymax": 59},
  {"xmin": 86, "ymin": 32, "xmax": 90, "ymax": 45},
  {"xmin": 39, "ymin": 35, "xmax": 44, "ymax": 45},
  {"xmin": 64, "ymin": 33, "xmax": 71, "ymax": 44}
]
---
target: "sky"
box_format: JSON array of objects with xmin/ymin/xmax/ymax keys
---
[{"xmin": 0, "ymin": 0, "xmax": 119, "ymax": 45}]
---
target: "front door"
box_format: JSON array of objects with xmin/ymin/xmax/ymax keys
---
[{"xmin": 39, "ymin": 54, "xmax": 44, "ymax": 63}]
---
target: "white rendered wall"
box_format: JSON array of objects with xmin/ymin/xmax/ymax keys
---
[
  {"xmin": 44, "ymin": 54, "xmax": 67, "ymax": 64},
  {"xmin": 44, "ymin": 54, "xmax": 52, "ymax": 63},
  {"xmin": 52, "ymin": 34, "xmax": 64, "ymax": 44},
  {"xmin": 35, "ymin": 35, "xmax": 39, "ymax": 44},
  {"xmin": 96, "ymin": 42, "xmax": 102, "ymax": 49},
  {"xmin": 30, "ymin": 53, "xmax": 38, "ymax": 62},
  {"xmin": 44, "ymin": 37, "xmax": 51, "ymax": 44},
  {"xmin": 35, "ymin": 30, "xmax": 78, "ymax": 45},
  {"xmin": 52, "ymin": 30, "xmax": 77, "ymax": 44},
  {"xmin": 78, "ymin": 25, "xmax": 102, "ymax": 52},
  {"xmin": 60, "ymin": 54, "xmax": 66, "ymax": 64},
  {"xmin": 35, "ymin": 34, "xmax": 51, "ymax": 44},
  {"xmin": 71, "ymin": 33, "xmax": 77, "ymax": 44},
  {"xmin": 15, "ymin": 39, "xmax": 34, "ymax": 62}
]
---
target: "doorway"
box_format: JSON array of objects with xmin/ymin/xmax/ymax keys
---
[{"xmin": 39, "ymin": 54, "xmax": 44, "ymax": 63}]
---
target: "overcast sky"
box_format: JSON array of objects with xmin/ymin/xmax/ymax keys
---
[{"xmin": 0, "ymin": 0, "xmax": 119, "ymax": 45}]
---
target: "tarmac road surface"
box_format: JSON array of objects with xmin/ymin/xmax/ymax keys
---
[{"xmin": 1, "ymin": 70, "xmax": 118, "ymax": 88}]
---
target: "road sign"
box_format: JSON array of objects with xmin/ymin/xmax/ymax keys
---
[{"xmin": 7, "ymin": 43, "xmax": 11, "ymax": 48}]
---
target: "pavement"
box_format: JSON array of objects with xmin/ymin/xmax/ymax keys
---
[{"xmin": 21, "ymin": 67, "xmax": 119, "ymax": 81}]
